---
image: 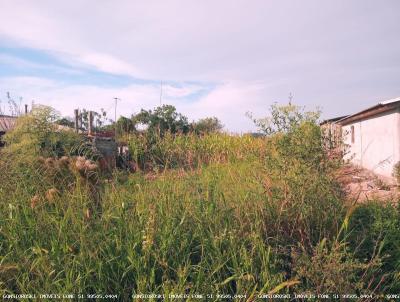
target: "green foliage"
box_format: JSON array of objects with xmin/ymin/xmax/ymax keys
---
[
  {"xmin": 247, "ymin": 103, "xmax": 320, "ymax": 135},
  {"xmin": 191, "ymin": 117, "xmax": 224, "ymax": 135},
  {"xmin": 0, "ymin": 102, "xmax": 398, "ymax": 296},
  {"xmin": 292, "ymin": 239, "xmax": 382, "ymax": 294},
  {"xmin": 128, "ymin": 131, "xmax": 266, "ymax": 171},
  {"xmin": 56, "ymin": 117, "xmax": 75, "ymax": 128},
  {"xmin": 78, "ymin": 108, "xmax": 109, "ymax": 131},
  {"xmin": 256, "ymin": 104, "xmax": 343, "ymax": 248},
  {"xmin": 132, "ymin": 104, "xmax": 190, "ymax": 135},
  {"xmin": 347, "ymin": 202, "xmax": 400, "ymax": 290},
  {"xmin": 0, "ymin": 105, "xmax": 101, "ymax": 210},
  {"xmin": 117, "ymin": 116, "xmax": 135, "ymax": 133},
  {"xmin": 393, "ymin": 161, "xmax": 400, "ymax": 185},
  {"xmin": 3, "ymin": 105, "xmax": 82, "ymax": 158}
]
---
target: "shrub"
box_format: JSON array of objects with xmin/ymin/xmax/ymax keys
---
[
  {"xmin": 3, "ymin": 105, "xmax": 83, "ymax": 158},
  {"xmin": 253, "ymin": 104, "xmax": 343, "ymax": 249},
  {"xmin": 191, "ymin": 117, "xmax": 224, "ymax": 135},
  {"xmin": 393, "ymin": 161, "xmax": 400, "ymax": 185},
  {"xmin": 347, "ymin": 202, "xmax": 400, "ymax": 291}
]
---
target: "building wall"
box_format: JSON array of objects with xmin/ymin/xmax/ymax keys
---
[{"xmin": 342, "ymin": 109, "xmax": 400, "ymax": 178}]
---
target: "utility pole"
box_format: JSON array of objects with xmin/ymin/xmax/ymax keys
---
[
  {"xmin": 114, "ymin": 97, "xmax": 120, "ymax": 139},
  {"xmin": 88, "ymin": 111, "xmax": 93, "ymax": 136}
]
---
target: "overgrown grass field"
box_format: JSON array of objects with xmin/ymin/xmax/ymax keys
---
[{"xmin": 1, "ymin": 106, "xmax": 399, "ymax": 300}]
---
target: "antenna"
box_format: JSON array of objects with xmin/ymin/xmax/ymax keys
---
[
  {"xmin": 114, "ymin": 97, "xmax": 121, "ymax": 139},
  {"xmin": 288, "ymin": 92, "xmax": 293, "ymax": 105}
]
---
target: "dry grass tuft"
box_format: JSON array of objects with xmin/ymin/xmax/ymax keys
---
[
  {"xmin": 45, "ymin": 188, "xmax": 59, "ymax": 202},
  {"xmin": 30, "ymin": 194, "xmax": 40, "ymax": 209}
]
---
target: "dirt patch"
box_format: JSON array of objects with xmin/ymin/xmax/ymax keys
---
[{"xmin": 337, "ymin": 164, "xmax": 399, "ymax": 203}]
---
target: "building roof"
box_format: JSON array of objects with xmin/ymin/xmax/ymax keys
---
[
  {"xmin": 0, "ymin": 115, "xmax": 17, "ymax": 132},
  {"xmin": 320, "ymin": 115, "xmax": 349, "ymax": 125},
  {"xmin": 337, "ymin": 97, "xmax": 400, "ymax": 126}
]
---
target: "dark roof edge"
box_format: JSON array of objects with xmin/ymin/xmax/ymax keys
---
[
  {"xmin": 337, "ymin": 97, "xmax": 400, "ymax": 126},
  {"xmin": 320, "ymin": 115, "xmax": 349, "ymax": 125}
]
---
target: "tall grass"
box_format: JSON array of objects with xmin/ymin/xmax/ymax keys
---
[
  {"xmin": 1, "ymin": 108, "xmax": 399, "ymax": 299},
  {"xmin": 128, "ymin": 132, "xmax": 267, "ymax": 171}
]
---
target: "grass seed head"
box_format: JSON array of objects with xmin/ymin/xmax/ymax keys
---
[
  {"xmin": 45, "ymin": 188, "xmax": 59, "ymax": 202},
  {"xmin": 30, "ymin": 194, "xmax": 40, "ymax": 209},
  {"xmin": 75, "ymin": 159, "xmax": 86, "ymax": 172},
  {"xmin": 59, "ymin": 156, "xmax": 70, "ymax": 167},
  {"xmin": 87, "ymin": 163, "xmax": 98, "ymax": 171}
]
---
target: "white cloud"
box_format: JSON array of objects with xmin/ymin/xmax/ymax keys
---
[
  {"xmin": 0, "ymin": 0, "xmax": 400, "ymax": 130},
  {"xmin": 0, "ymin": 76, "xmax": 267, "ymax": 132},
  {"xmin": 162, "ymin": 84, "xmax": 207, "ymax": 98},
  {"xmin": 77, "ymin": 52, "xmax": 141, "ymax": 76}
]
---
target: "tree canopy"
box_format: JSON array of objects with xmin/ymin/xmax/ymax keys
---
[{"xmin": 132, "ymin": 104, "xmax": 190, "ymax": 135}]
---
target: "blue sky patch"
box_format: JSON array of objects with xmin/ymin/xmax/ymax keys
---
[{"xmin": 0, "ymin": 46, "xmax": 214, "ymax": 100}]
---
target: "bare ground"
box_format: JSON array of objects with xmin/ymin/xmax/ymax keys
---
[{"xmin": 337, "ymin": 164, "xmax": 399, "ymax": 204}]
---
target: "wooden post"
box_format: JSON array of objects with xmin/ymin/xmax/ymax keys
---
[
  {"xmin": 88, "ymin": 111, "xmax": 93, "ymax": 136},
  {"xmin": 74, "ymin": 109, "xmax": 79, "ymax": 133},
  {"xmin": 24, "ymin": 104, "xmax": 28, "ymax": 114}
]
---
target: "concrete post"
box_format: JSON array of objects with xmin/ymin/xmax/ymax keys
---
[{"xmin": 88, "ymin": 111, "xmax": 94, "ymax": 136}]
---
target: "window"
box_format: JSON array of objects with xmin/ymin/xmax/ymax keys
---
[{"xmin": 351, "ymin": 125, "xmax": 355, "ymax": 144}]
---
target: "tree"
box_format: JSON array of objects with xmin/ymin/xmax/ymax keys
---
[
  {"xmin": 77, "ymin": 108, "xmax": 109, "ymax": 132},
  {"xmin": 132, "ymin": 104, "xmax": 189, "ymax": 135},
  {"xmin": 56, "ymin": 117, "xmax": 75, "ymax": 128},
  {"xmin": 247, "ymin": 103, "xmax": 320, "ymax": 135},
  {"xmin": 3, "ymin": 105, "xmax": 81, "ymax": 157},
  {"xmin": 191, "ymin": 117, "xmax": 223, "ymax": 134},
  {"xmin": 116, "ymin": 116, "xmax": 135, "ymax": 135}
]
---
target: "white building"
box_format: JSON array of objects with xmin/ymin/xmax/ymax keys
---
[{"xmin": 336, "ymin": 97, "xmax": 400, "ymax": 179}]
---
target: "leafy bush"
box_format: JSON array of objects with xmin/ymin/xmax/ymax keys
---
[
  {"xmin": 191, "ymin": 117, "xmax": 224, "ymax": 135},
  {"xmin": 3, "ymin": 105, "xmax": 82, "ymax": 158},
  {"xmin": 0, "ymin": 105, "xmax": 102, "ymax": 212},
  {"xmin": 347, "ymin": 202, "xmax": 400, "ymax": 291},
  {"xmin": 292, "ymin": 239, "xmax": 381, "ymax": 295},
  {"xmin": 254, "ymin": 104, "xmax": 343, "ymax": 249},
  {"xmin": 132, "ymin": 104, "xmax": 190, "ymax": 136},
  {"xmin": 247, "ymin": 103, "xmax": 320, "ymax": 135},
  {"xmin": 393, "ymin": 161, "xmax": 400, "ymax": 185}
]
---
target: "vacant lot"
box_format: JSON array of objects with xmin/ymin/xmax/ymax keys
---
[{"xmin": 0, "ymin": 106, "xmax": 399, "ymax": 300}]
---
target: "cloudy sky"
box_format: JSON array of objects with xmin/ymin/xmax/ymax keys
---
[{"xmin": 0, "ymin": 0, "xmax": 399, "ymax": 132}]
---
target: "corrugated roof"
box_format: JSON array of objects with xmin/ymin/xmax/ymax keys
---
[
  {"xmin": 338, "ymin": 97, "xmax": 400, "ymax": 125},
  {"xmin": 379, "ymin": 96, "xmax": 400, "ymax": 105}
]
